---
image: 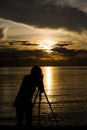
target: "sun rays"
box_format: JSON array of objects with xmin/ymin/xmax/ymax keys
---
[{"xmin": 38, "ymin": 39, "xmax": 56, "ymax": 52}]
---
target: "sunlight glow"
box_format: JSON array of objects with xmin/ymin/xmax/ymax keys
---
[{"xmin": 38, "ymin": 39, "xmax": 55, "ymax": 52}]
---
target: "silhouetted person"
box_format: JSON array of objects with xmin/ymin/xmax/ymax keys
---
[{"xmin": 13, "ymin": 66, "xmax": 44, "ymax": 128}]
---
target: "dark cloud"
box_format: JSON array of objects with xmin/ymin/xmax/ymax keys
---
[
  {"xmin": 56, "ymin": 43, "xmax": 72, "ymax": 48},
  {"xmin": 55, "ymin": 0, "xmax": 87, "ymax": 13},
  {"xmin": 0, "ymin": 46, "xmax": 47, "ymax": 58},
  {"xmin": 0, "ymin": 0, "xmax": 87, "ymax": 32},
  {"xmin": 52, "ymin": 47, "xmax": 76, "ymax": 56},
  {"xmin": 0, "ymin": 47, "xmax": 49, "ymax": 66},
  {"xmin": 52, "ymin": 46, "xmax": 87, "ymax": 58},
  {"xmin": 0, "ymin": 44, "xmax": 87, "ymax": 66},
  {"xmin": 0, "ymin": 28, "xmax": 4, "ymax": 39},
  {"xmin": 0, "ymin": 27, "xmax": 8, "ymax": 40},
  {"xmin": 8, "ymin": 41, "xmax": 37, "ymax": 46}
]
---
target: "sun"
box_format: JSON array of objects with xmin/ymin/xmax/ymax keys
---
[{"xmin": 38, "ymin": 39, "xmax": 55, "ymax": 52}]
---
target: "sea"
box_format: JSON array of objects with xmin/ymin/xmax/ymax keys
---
[{"xmin": 0, "ymin": 66, "xmax": 87, "ymax": 126}]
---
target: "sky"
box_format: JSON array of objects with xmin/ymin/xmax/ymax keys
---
[{"xmin": 0, "ymin": 0, "xmax": 87, "ymax": 66}]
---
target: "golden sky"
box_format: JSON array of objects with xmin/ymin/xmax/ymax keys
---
[
  {"xmin": 0, "ymin": 0, "xmax": 87, "ymax": 66},
  {"xmin": 0, "ymin": 18, "xmax": 87, "ymax": 51}
]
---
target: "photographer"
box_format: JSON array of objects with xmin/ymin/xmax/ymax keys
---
[{"xmin": 13, "ymin": 66, "xmax": 44, "ymax": 128}]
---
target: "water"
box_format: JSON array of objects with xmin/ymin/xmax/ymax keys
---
[{"xmin": 0, "ymin": 66, "xmax": 87, "ymax": 126}]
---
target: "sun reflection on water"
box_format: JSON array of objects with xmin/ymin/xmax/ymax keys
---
[
  {"xmin": 42, "ymin": 66, "xmax": 61, "ymax": 103},
  {"xmin": 42, "ymin": 67, "xmax": 53, "ymax": 96}
]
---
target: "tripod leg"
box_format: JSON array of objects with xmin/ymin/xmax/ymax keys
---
[
  {"xmin": 32, "ymin": 89, "xmax": 39, "ymax": 109},
  {"xmin": 44, "ymin": 90, "xmax": 58, "ymax": 126},
  {"xmin": 38, "ymin": 91, "xmax": 41, "ymax": 126}
]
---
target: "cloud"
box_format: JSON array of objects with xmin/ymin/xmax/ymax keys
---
[
  {"xmin": 55, "ymin": 0, "xmax": 87, "ymax": 13},
  {"xmin": 56, "ymin": 43, "xmax": 72, "ymax": 48},
  {"xmin": 0, "ymin": 45, "xmax": 87, "ymax": 66},
  {"xmin": 0, "ymin": 0, "xmax": 87, "ymax": 32},
  {"xmin": 0, "ymin": 27, "xmax": 8, "ymax": 40},
  {"xmin": 52, "ymin": 46, "xmax": 87, "ymax": 58}
]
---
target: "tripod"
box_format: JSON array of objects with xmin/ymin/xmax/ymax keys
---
[{"xmin": 32, "ymin": 88, "xmax": 58, "ymax": 126}]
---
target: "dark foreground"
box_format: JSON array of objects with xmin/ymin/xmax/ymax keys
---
[{"xmin": 0, "ymin": 125, "xmax": 87, "ymax": 130}]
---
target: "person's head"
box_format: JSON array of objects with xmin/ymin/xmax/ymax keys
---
[{"xmin": 31, "ymin": 65, "xmax": 43, "ymax": 79}]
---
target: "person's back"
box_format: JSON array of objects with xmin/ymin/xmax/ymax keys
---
[{"xmin": 13, "ymin": 74, "xmax": 37, "ymax": 107}]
